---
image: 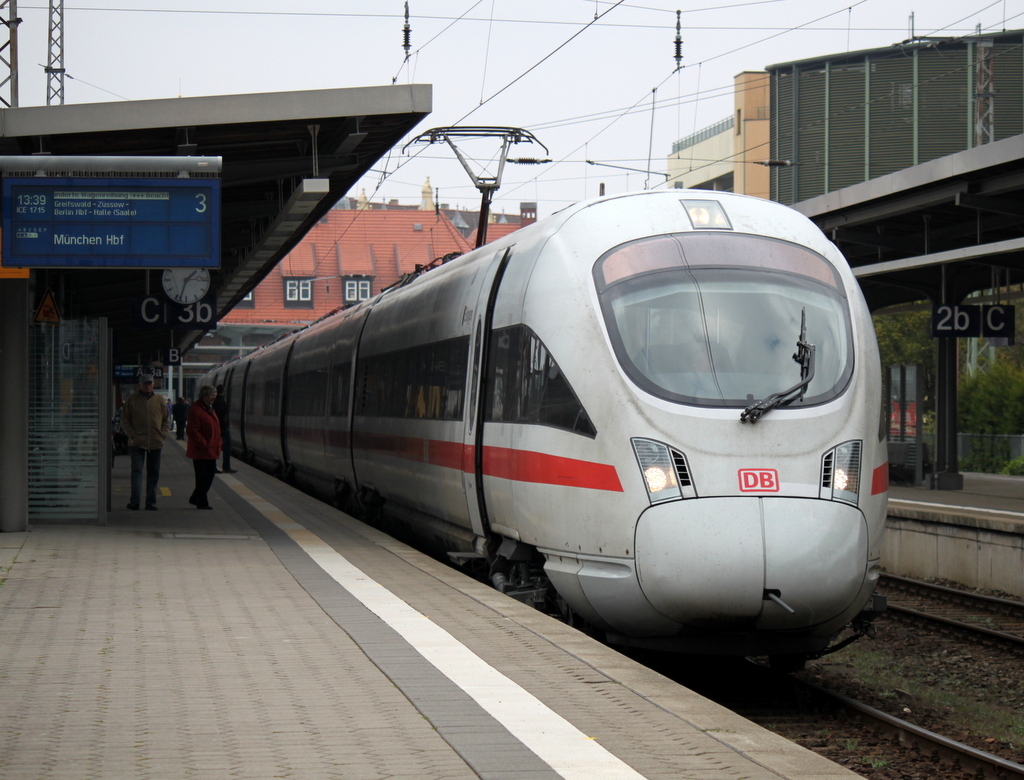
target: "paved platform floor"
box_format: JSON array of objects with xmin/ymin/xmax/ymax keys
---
[
  {"xmin": 889, "ymin": 472, "xmax": 1024, "ymax": 531},
  {"xmin": 0, "ymin": 441, "xmax": 860, "ymax": 779}
]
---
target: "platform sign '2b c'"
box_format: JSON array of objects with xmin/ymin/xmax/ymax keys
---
[{"xmin": 931, "ymin": 304, "xmax": 1015, "ymax": 342}]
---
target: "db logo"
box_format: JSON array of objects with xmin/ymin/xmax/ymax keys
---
[{"xmin": 738, "ymin": 468, "xmax": 780, "ymax": 492}]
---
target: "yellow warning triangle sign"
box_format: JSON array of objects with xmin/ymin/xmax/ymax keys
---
[{"xmin": 34, "ymin": 288, "xmax": 62, "ymax": 324}]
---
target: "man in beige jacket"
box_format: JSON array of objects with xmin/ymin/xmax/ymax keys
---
[{"xmin": 120, "ymin": 373, "xmax": 171, "ymax": 510}]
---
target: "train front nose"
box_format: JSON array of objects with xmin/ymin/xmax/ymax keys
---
[{"xmin": 634, "ymin": 497, "xmax": 869, "ymax": 630}]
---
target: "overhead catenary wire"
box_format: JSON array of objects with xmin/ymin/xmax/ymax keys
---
[
  {"xmin": 377, "ymin": 24, "xmax": 1024, "ymax": 209},
  {"xmin": 19, "ymin": 1, "xmax": 881, "ymax": 29},
  {"xmin": 392, "ymin": 1, "xmax": 485, "ymax": 85},
  {"xmin": 449, "ymin": 0, "xmax": 627, "ymax": 126},
  {"xmin": 16, "ymin": 0, "xmax": 1015, "ymax": 296},
  {"xmin": 501, "ymin": 0, "xmax": 874, "ymax": 201},
  {"xmin": 56, "ymin": 1, "xmax": 1021, "ymax": 224},
  {"xmin": 503, "ymin": 28, "xmax": 1024, "ymax": 202},
  {"xmin": 479, "ymin": 0, "xmax": 497, "ymax": 105},
  {"xmin": 646, "ymin": 87, "xmax": 657, "ymax": 190},
  {"xmin": 354, "ymin": 0, "xmax": 631, "ymax": 237},
  {"xmin": 304, "ymin": 0, "xmax": 588, "ymax": 283},
  {"xmin": 522, "ymin": 2, "xmax": 1024, "ymax": 138},
  {"xmin": 44, "ymin": 3, "xmax": 1009, "ymax": 112}
]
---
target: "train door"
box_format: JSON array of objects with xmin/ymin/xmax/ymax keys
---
[
  {"xmin": 278, "ymin": 341, "xmax": 297, "ymax": 472},
  {"xmin": 233, "ymin": 359, "xmax": 251, "ymax": 458},
  {"xmin": 461, "ymin": 247, "xmax": 514, "ymax": 538},
  {"xmin": 223, "ymin": 367, "xmax": 236, "ymax": 457}
]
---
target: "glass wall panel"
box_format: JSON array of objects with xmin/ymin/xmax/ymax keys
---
[{"xmin": 29, "ymin": 319, "xmax": 103, "ymax": 521}]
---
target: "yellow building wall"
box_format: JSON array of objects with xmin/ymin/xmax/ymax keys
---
[
  {"xmin": 668, "ymin": 130, "xmax": 735, "ymax": 190},
  {"xmin": 733, "ymin": 71, "xmax": 770, "ymax": 200},
  {"xmin": 665, "ymin": 71, "xmax": 771, "ymax": 198}
]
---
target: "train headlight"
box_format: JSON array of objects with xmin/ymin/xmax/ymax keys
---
[
  {"xmin": 834, "ymin": 468, "xmax": 850, "ymax": 491},
  {"xmin": 681, "ymin": 199, "xmax": 732, "ymax": 230},
  {"xmin": 632, "ymin": 438, "xmax": 695, "ymax": 503},
  {"xmin": 820, "ymin": 440, "xmax": 862, "ymax": 505},
  {"xmin": 642, "ymin": 466, "xmax": 668, "ymax": 493}
]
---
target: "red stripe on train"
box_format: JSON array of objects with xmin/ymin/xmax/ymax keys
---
[
  {"xmin": 351, "ymin": 431, "xmax": 623, "ymax": 492},
  {"xmin": 482, "ymin": 446, "xmax": 624, "ymax": 492},
  {"xmin": 871, "ymin": 463, "xmax": 889, "ymax": 495},
  {"xmin": 428, "ymin": 439, "xmax": 465, "ymax": 471}
]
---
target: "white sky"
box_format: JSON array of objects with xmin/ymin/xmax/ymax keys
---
[{"xmin": 11, "ymin": 1, "xmax": 1024, "ymax": 218}]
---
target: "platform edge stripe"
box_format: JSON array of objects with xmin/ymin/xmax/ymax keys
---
[
  {"xmin": 889, "ymin": 499, "xmax": 1024, "ymax": 518},
  {"xmin": 220, "ymin": 476, "xmax": 647, "ymax": 780}
]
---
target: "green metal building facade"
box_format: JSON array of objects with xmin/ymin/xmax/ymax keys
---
[{"xmin": 769, "ymin": 32, "xmax": 1024, "ymax": 204}]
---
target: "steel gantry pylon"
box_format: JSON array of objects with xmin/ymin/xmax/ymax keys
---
[
  {"xmin": 0, "ymin": 0, "xmax": 20, "ymax": 108},
  {"xmin": 45, "ymin": 0, "xmax": 64, "ymax": 105},
  {"xmin": 403, "ymin": 127, "xmax": 548, "ymax": 247},
  {"xmin": 975, "ymin": 39, "xmax": 994, "ymax": 147}
]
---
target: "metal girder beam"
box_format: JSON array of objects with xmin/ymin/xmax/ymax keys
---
[
  {"xmin": 831, "ymin": 227, "xmax": 924, "ymax": 254},
  {"xmin": 955, "ymin": 192, "xmax": 1024, "ymax": 218},
  {"xmin": 852, "ymin": 236, "xmax": 1024, "ymax": 278},
  {"xmin": 327, "ymin": 117, "xmax": 367, "ymax": 155},
  {"xmin": 974, "ymin": 167, "xmax": 1024, "ymax": 197},
  {"xmin": 216, "ymin": 178, "xmax": 331, "ymax": 310},
  {"xmin": 220, "ymin": 154, "xmax": 360, "ymax": 186},
  {"xmin": 812, "ymin": 182, "xmax": 968, "ymax": 231}
]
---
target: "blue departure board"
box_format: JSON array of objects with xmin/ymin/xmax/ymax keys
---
[{"xmin": 1, "ymin": 177, "xmax": 220, "ymax": 268}]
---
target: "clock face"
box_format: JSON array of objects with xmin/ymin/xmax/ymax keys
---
[{"xmin": 162, "ymin": 268, "xmax": 211, "ymax": 304}]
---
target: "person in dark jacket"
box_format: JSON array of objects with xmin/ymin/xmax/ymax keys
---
[
  {"xmin": 172, "ymin": 396, "xmax": 190, "ymax": 440},
  {"xmin": 212, "ymin": 384, "xmax": 235, "ymax": 473},
  {"xmin": 185, "ymin": 385, "xmax": 222, "ymax": 510},
  {"xmin": 120, "ymin": 373, "xmax": 171, "ymax": 510}
]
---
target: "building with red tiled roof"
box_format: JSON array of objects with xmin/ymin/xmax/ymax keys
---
[
  {"xmin": 223, "ymin": 206, "xmax": 473, "ymax": 328},
  {"xmin": 443, "ymin": 200, "xmax": 536, "ymax": 245},
  {"xmin": 475, "ymin": 218, "xmax": 522, "ymax": 246},
  {"xmin": 185, "ymin": 181, "xmax": 533, "ymax": 378}
]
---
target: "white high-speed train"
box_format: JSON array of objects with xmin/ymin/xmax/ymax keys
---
[{"xmin": 204, "ymin": 190, "xmax": 889, "ymax": 665}]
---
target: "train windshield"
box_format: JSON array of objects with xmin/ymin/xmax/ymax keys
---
[{"xmin": 594, "ymin": 232, "xmax": 853, "ymax": 408}]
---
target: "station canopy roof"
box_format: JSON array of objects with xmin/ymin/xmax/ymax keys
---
[
  {"xmin": 792, "ymin": 134, "xmax": 1024, "ymax": 311},
  {"xmin": 0, "ymin": 84, "xmax": 431, "ymax": 358}
]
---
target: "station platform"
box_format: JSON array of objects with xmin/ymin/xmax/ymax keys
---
[
  {"xmin": 0, "ymin": 440, "xmax": 860, "ymax": 779},
  {"xmin": 883, "ymin": 473, "xmax": 1024, "ymax": 598},
  {"xmin": 888, "ymin": 472, "xmax": 1024, "ymax": 533}
]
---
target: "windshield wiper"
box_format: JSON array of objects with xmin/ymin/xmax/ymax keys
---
[{"xmin": 740, "ymin": 308, "xmax": 816, "ymax": 424}]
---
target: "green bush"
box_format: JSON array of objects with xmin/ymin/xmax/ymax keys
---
[
  {"xmin": 958, "ymin": 363, "xmax": 1024, "ymax": 474},
  {"xmin": 959, "ymin": 362, "xmax": 1024, "ymax": 436},
  {"xmin": 1001, "ymin": 457, "xmax": 1024, "ymax": 476},
  {"xmin": 962, "ymin": 437, "xmax": 1012, "ymax": 474}
]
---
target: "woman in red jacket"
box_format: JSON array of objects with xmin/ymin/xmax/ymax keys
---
[{"xmin": 185, "ymin": 385, "xmax": 222, "ymax": 510}]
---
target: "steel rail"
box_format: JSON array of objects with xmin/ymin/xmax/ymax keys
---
[
  {"xmin": 879, "ymin": 573, "xmax": 1024, "ymax": 650},
  {"xmin": 886, "ymin": 604, "xmax": 1024, "ymax": 648},
  {"xmin": 800, "ymin": 680, "xmax": 1024, "ymax": 780},
  {"xmin": 881, "ymin": 573, "xmax": 1024, "ymax": 614}
]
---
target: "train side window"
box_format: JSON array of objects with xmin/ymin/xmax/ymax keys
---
[
  {"xmin": 487, "ymin": 325, "xmax": 597, "ymax": 437},
  {"xmin": 356, "ymin": 336, "xmax": 469, "ymax": 421},
  {"xmin": 439, "ymin": 339, "xmax": 468, "ymax": 420},
  {"xmin": 263, "ymin": 379, "xmax": 280, "ymax": 417},
  {"xmin": 287, "ymin": 368, "xmax": 328, "ymax": 417},
  {"xmin": 329, "ymin": 362, "xmax": 351, "ymax": 417},
  {"xmin": 245, "ymin": 380, "xmax": 261, "ymax": 416}
]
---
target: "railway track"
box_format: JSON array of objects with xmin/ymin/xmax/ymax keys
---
[
  {"xmin": 634, "ymin": 573, "xmax": 1024, "ymax": 780},
  {"xmin": 632, "ymin": 649, "xmax": 1024, "ymax": 779},
  {"xmin": 800, "ymin": 677, "xmax": 1024, "ymax": 779},
  {"xmin": 878, "ymin": 573, "xmax": 1024, "ymax": 652},
  {"xmin": 701, "ymin": 657, "xmax": 1024, "ymax": 779}
]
